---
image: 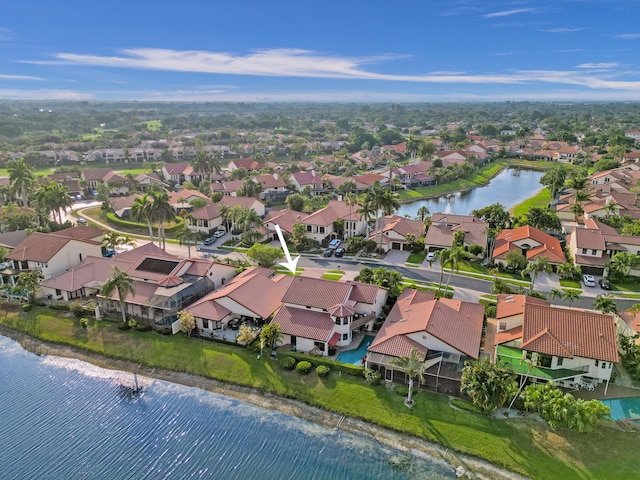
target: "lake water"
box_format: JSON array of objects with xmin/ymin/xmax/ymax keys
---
[
  {"xmin": 396, "ymin": 168, "xmax": 545, "ymax": 218},
  {"xmin": 0, "ymin": 336, "xmax": 454, "ymax": 480}
]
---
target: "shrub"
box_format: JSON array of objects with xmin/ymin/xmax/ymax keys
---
[
  {"xmin": 279, "ymin": 356, "xmax": 296, "ymax": 370},
  {"xmin": 156, "ymin": 326, "xmax": 172, "ymax": 335},
  {"xmin": 364, "ymin": 368, "xmax": 381, "ymax": 386},
  {"xmin": 276, "ymin": 351, "xmax": 365, "ymax": 377},
  {"xmin": 316, "ymin": 365, "xmax": 330, "ymax": 377},
  {"xmin": 49, "ymin": 303, "xmax": 70, "ymax": 311},
  {"xmin": 296, "ymin": 361, "xmax": 312, "ymax": 374},
  {"xmin": 135, "ymin": 325, "xmax": 153, "ymax": 332},
  {"xmin": 70, "ymin": 301, "xmax": 85, "ymax": 319},
  {"xmin": 21, "ymin": 304, "xmax": 32, "ymax": 312},
  {"xmin": 394, "ymin": 385, "xmax": 409, "ymax": 397},
  {"xmin": 79, "ymin": 317, "xmax": 89, "ymax": 328},
  {"xmin": 117, "ymin": 323, "xmax": 131, "ymax": 331}
]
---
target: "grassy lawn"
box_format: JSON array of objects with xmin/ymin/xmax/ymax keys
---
[
  {"xmin": 511, "ymin": 188, "xmax": 552, "ymax": 217},
  {"xmin": 560, "ymin": 279, "xmax": 582, "ymax": 289},
  {"xmin": 406, "ymin": 252, "xmax": 426, "ymax": 264},
  {"xmin": 321, "ymin": 273, "xmax": 343, "ymax": 280},
  {"xmin": 614, "ymin": 282, "xmax": 640, "ymax": 293},
  {"xmin": 2, "ymin": 307, "xmax": 638, "ymax": 480},
  {"xmin": 396, "ymin": 160, "xmax": 508, "ymax": 201}
]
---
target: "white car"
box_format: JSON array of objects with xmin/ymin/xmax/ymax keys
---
[
  {"xmin": 426, "ymin": 252, "xmax": 435, "ymax": 261},
  {"xmin": 213, "ymin": 230, "xmax": 226, "ymax": 238},
  {"xmin": 582, "ymin": 274, "xmax": 596, "ymax": 287}
]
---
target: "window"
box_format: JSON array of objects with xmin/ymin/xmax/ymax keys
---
[
  {"xmin": 79, "ymin": 253, "xmax": 82, "ymax": 262},
  {"xmin": 557, "ymin": 357, "xmax": 563, "ymax": 366},
  {"xmin": 595, "ymin": 360, "xmax": 599, "ymax": 367},
  {"xmin": 581, "ymin": 248, "xmax": 588, "ymax": 255},
  {"xmin": 499, "ymin": 322, "xmax": 507, "ymax": 331},
  {"xmin": 306, "ymin": 225, "xmax": 312, "ymax": 232},
  {"xmin": 203, "ymin": 319, "xmax": 209, "ymax": 329},
  {"xmin": 601, "ymin": 362, "xmax": 607, "ymax": 369},
  {"xmin": 319, "ymin": 226, "xmax": 325, "ymax": 234},
  {"xmin": 342, "ymin": 333, "xmax": 348, "ymax": 341},
  {"xmin": 591, "ymin": 249, "xmax": 597, "ymax": 255}
]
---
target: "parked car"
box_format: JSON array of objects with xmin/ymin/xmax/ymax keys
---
[
  {"xmin": 228, "ymin": 318, "xmax": 241, "ymax": 330},
  {"xmin": 322, "ymin": 248, "xmax": 334, "ymax": 257},
  {"xmin": 599, "ymin": 278, "xmax": 612, "ymax": 290},
  {"xmin": 334, "ymin": 247, "xmax": 345, "ymax": 257},
  {"xmin": 203, "ymin": 237, "xmax": 216, "ymax": 245},
  {"xmin": 328, "ymin": 239, "xmax": 341, "ymax": 250},
  {"xmin": 213, "ymin": 230, "xmax": 226, "ymax": 238},
  {"xmin": 426, "ymin": 251, "xmax": 435, "ymax": 261},
  {"xmin": 583, "ymin": 274, "xmax": 596, "ymax": 287},
  {"xmin": 102, "ymin": 248, "xmax": 115, "ymax": 257}
]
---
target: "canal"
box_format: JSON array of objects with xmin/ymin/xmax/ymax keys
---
[{"xmin": 396, "ymin": 168, "xmax": 544, "ymax": 218}]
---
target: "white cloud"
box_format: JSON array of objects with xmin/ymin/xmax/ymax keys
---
[
  {"xmin": 0, "ymin": 89, "xmax": 93, "ymax": 100},
  {"xmin": 0, "ymin": 27, "xmax": 14, "ymax": 40},
  {"xmin": 0, "ymin": 73, "xmax": 44, "ymax": 80},
  {"xmin": 540, "ymin": 27, "xmax": 584, "ymax": 33},
  {"xmin": 576, "ymin": 62, "xmax": 621, "ymax": 69},
  {"xmin": 483, "ymin": 8, "xmax": 537, "ymax": 18},
  {"xmin": 615, "ymin": 33, "xmax": 640, "ymax": 40}
]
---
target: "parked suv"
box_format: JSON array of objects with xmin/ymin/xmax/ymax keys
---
[
  {"xmin": 213, "ymin": 230, "xmax": 226, "ymax": 238},
  {"xmin": 334, "ymin": 247, "xmax": 345, "ymax": 257},
  {"xmin": 599, "ymin": 278, "xmax": 612, "ymax": 290},
  {"xmin": 203, "ymin": 237, "xmax": 216, "ymax": 246},
  {"xmin": 582, "ymin": 274, "xmax": 596, "ymax": 287},
  {"xmin": 328, "ymin": 239, "xmax": 341, "ymax": 250}
]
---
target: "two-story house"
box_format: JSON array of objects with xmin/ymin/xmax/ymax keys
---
[
  {"xmin": 162, "ymin": 163, "xmax": 195, "ymax": 187},
  {"xmin": 492, "ymin": 225, "xmax": 566, "ymax": 267},
  {"xmin": 300, "ymin": 199, "xmax": 366, "ymax": 243},
  {"xmin": 424, "ymin": 214, "xmax": 488, "ymax": 254},
  {"xmin": 366, "ymin": 289, "xmax": 484, "ymax": 388},
  {"xmin": 254, "ymin": 173, "xmax": 290, "ymax": 202},
  {"xmin": 188, "ymin": 196, "xmax": 265, "ymax": 235},
  {"xmin": 290, "ymin": 171, "xmax": 328, "ymax": 196},
  {"xmin": 273, "ymin": 276, "xmax": 388, "ymax": 356},
  {"xmin": 81, "ymin": 168, "xmax": 130, "ymax": 196},
  {"xmin": 494, "ymin": 294, "xmax": 618, "ymax": 392},
  {"xmin": 372, "ymin": 215, "xmax": 424, "ymax": 252}
]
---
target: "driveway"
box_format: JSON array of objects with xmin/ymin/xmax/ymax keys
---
[{"xmin": 383, "ymin": 249, "xmax": 411, "ymax": 265}]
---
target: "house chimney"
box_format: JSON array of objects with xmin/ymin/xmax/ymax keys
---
[{"xmin": 274, "ymin": 173, "xmax": 279, "ymax": 180}]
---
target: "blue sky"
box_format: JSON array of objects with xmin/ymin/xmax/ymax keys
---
[{"xmin": 2, "ymin": 0, "xmax": 640, "ymax": 101}]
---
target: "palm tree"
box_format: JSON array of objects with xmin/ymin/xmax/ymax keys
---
[
  {"xmin": 405, "ymin": 135, "xmax": 420, "ymax": 161},
  {"xmin": 430, "ymin": 248, "xmax": 451, "ymax": 293},
  {"xmin": 548, "ymin": 288, "xmax": 564, "ymax": 301},
  {"xmin": 389, "ymin": 349, "xmax": 425, "ymax": 407},
  {"xmin": 149, "ymin": 190, "xmax": 175, "ymax": 250},
  {"xmin": 357, "ymin": 195, "xmax": 376, "ymax": 240},
  {"xmin": 461, "ymin": 358, "xmax": 516, "ymax": 413},
  {"xmin": 602, "ymin": 201, "xmax": 620, "ymax": 219},
  {"xmin": 100, "ymin": 266, "xmax": 136, "ymax": 324},
  {"xmin": 102, "ymin": 232, "xmax": 125, "ymax": 252},
  {"xmin": 192, "ymin": 151, "xmax": 210, "ymax": 183},
  {"xmin": 443, "ymin": 245, "xmax": 469, "ymax": 291},
  {"xmin": 131, "ymin": 193, "xmax": 155, "ymax": 244},
  {"xmin": 521, "ymin": 256, "xmax": 552, "ymax": 293},
  {"xmin": 8, "ymin": 159, "xmax": 35, "ymax": 207},
  {"xmin": 176, "ymin": 221, "xmax": 198, "ymax": 258},
  {"xmin": 416, "ymin": 206, "xmax": 430, "ymax": 222},
  {"xmin": 561, "ymin": 289, "xmax": 580, "ymax": 303},
  {"xmin": 593, "ymin": 294, "xmax": 617, "ymax": 315},
  {"xmin": 12, "ymin": 270, "xmax": 44, "ymax": 305}
]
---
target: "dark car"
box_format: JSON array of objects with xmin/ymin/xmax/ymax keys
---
[
  {"xmin": 599, "ymin": 278, "xmax": 612, "ymax": 290},
  {"xmin": 228, "ymin": 318, "xmax": 241, "ymax": 330},
  {"xmin": 322, "ymin": 248, "xmax": 334, "ymax": 257},
  {"xmin": 102, "ymin": 248, "xmax": 115, "ymax": 257},
  {"xmin": 334, "ymin": 247, "xmax": 345, "ymax": 257},
  {"xmin": 203, "ymin": 237, "xmax": 216, "ymax": 246}
]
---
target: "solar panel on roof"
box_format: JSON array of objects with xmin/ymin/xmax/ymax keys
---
[{"xmin": 135, "ymin": 257, "xmax": 179, "ymax": 274}]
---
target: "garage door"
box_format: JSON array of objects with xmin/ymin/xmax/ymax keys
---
[{"xmin": 391, "ymin": 242, "xmax": 402, "ymax": 250}]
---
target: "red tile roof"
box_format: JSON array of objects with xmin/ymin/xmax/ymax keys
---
[
  {"xmin": 369, "ymin": 289, "xmax": 483, "ymax": 359},
  {"xmin": 282, "ymin": 277, "xmax": 383, "ymax": 311},
  {"xmin": 493, "ymin": 226, "xmax": 566, "ymax": 264},
  {"xmin": 522, "ymin": 303, "xmax": 618, "ymax": 362},
  {"xmin": 496, "ymin": 294, "xmax": 549, "ymax": 319},
  {"xmin": 273, "ymin": 305, "xmax": 334, "ymax": 342}
]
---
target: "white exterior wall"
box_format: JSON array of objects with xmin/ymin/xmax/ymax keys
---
[
  {"xmin": 496, "ymin": 313, "xmax": 524, "ymax": 332},
  {"xmin": 38, "ymin": 241, "xmax": 102, "ymax": 279},
  {"xmin": 214, "ymin": 297, "xmax": 260, "ymax": 319},
  {"xmin": 407, "ymin": 331, "xmax": 464, "ymax": 356},
  {"xmin": 552, "ymin": 355, "xmax": 613, "ymax": 382},
  {"xmin": 295, "ymin": 337, "xmax": 321, "ymax": 354},
  {"xmin": 205, "ymin": 264, "xmax": 237, "ymax": 288}
]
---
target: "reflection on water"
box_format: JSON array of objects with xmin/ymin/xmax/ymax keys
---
[
  {"xmin": 0, "ymin": 336, "xmax": 454, "ymax": 480},
  {"xmin": 397, "ymin": 168, "xmax": 544, "ymax": 218}
]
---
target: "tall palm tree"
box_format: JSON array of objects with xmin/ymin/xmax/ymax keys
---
[
  {"xmin": 521, "ymin": 256, "xmax": 552, "ymax": 293},
  {"xmin": 8, "ymin": 159, "xmax": 35, "ymax": 207},
  {"xmin": 131, "ymin": 193, "xmax": 155, "ymax": 244},
  {"xmin": 561, "ymin": 289, "xmax": 580, "ymax": 303},
  {"xmin": 593, "ymin": 294, "xmax": 617, "ymax": 315},
  {"xmin": 389, "ymin": 349, "xmax": 425, "ymax": 407},
  {"xmin": 430, "ymin": 248, "xmax": 451, "ymax": 294},
  {"xmin": 192, "ymin": 151, "xmax": 210, "ymax": 184},
  {"xmin": 100, "ymin": 266, "xmax": 136, "ymax": 324},
  {"xmin": 443, "ymin": 245, "xmax": 469, "ymax": 290},
  {"xmin": 357, "ymin": 195, "xmax": 376, "ymax": 239},
  {"xmin": 149, "ymin": 190, "xmax": 175, "ymax": 250},
  {"xmin": 176, "ymin": 221, "xmax": 197, "ymax": 258},
  {"xmin": 416, "ymin": 206, "xmax": 430, "ymax": 222},
  {"xmin": 405, "ymin": 135, "xmax": 420, "ymax": 161}
]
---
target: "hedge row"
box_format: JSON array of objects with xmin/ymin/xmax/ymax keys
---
[
  {"xmin": 104, "ymin": 212, "xmax": 184, "ymax": 236},
  {"xmin": 276, "ymin": 350, "xmax": 365, "ymax": 377}
]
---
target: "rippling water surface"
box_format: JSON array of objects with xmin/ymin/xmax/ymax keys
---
[{"xmin": 0, "ymin": 336, "xmax": 454, "ymax": 479}]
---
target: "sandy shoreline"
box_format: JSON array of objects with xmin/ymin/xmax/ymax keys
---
[{"xmin": 1, "ymin": 325, "xmax": 527, "ymax": 480}]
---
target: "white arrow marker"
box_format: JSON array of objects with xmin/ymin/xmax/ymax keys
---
[{"xmin": 275, "ymin": 224, "xmax": 300, "ymax": 275}]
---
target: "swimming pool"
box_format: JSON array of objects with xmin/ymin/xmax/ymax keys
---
[
  {"xmin": 336, "ymin": 335, "xmax": 375, "ymax": 365},
  {"xmin": 599, "ymin": 396, "xmax": 640, "ymax": 420}
]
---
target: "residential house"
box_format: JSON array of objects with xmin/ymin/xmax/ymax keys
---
[
  {"xmin": 109, "ymin": 194, "xmax": 142, "ymax": 219},
  {"xmin": 371, "ymin": 215, "xmax": 424, "ymax": 252},
  {"xmin": 46, "ymin": 173, "xmax": 83, "ymax": 198},
  {"xmin": 3, "ymin": 227, "xmax": 105, "ymax": 294},
  {"xmin": 254, "ymin": 173, "xmax": 290, "ymax": 202},
  {"xmin": 184, "ymin": 267, "xmax": 293, "ymax": 336},
  {"xmin": 134, "ymin": 172, "xmax": 168, "ymax": 192},
  {"xmin": 262, "ymin": 209, "xmax": 310, "ymax": 241},
  {"xmin": 168, "ymin": 190, "xmax": 210, "ymax": 213},
  {"xmin": 81, "ymin": 168, "xmax": 129, "ymax": 196},
  {"xmin": 210, "ymin": 179, "xmax": 245, "ymax": 197},
  {"xmin": 617, "ymin": 308, "xmax": 640, "ymax": 344},
  {"xmin": 162, "ymin": 163, "xmax": 195, "ymax": 186},
  {"xmin": 424, "ymin": 214, "xmax": 488, "ymax": 254},
  {"xmin": 492, "ymin": 225, "xmax": 566, "ymax": 267},
  {"xmin": 227, "ymin": 158, "xmax": 262, "ymax": 172},
  {"xmin": 494, "ymin": 295, "xmax": 618, "ymax": 389},
  {"xmin": 188, "ymin": 196, "xmax": 265, "ymax": 235},
  {"xmin": 366, "ymin": 289, "xmax": 484, "ymax": 388},
  {"xmin": 273, "ymin": 276, "xmax": 388, "ymax": 355},
  {"xmin": 41, "ymin": 243, "xmax": 237, "ymax": 328},
  {"xmin": 290, "ymin": 171, "xmax": 329, "ymax": 196},
  {"xmin": 300, "ymin": 199, "xmax": 366, "ymax": 243}
]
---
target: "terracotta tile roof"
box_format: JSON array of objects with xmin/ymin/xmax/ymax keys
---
[
  {"xmin": 619, "ymin": 309, "xmax": 640, "ymax": 335},
  {"xmin": 40, "ymin": 256, "xmax": 113, "ymax": 291},
  {"xmin": 522, "ymin": 303, "xmax": 618, "ymax": 362},
  {"xmin": 81, "ymin": 168, "xmax": 112, "ymax": 181},
  {"xmin": 282, "ymin": 276, "xmax": 350, "ymax": 309},
  {"xmin": 6, "ymin": 232, "xmax": 102, "ymax": 263},
  {"xmin": 573, "ymin": 228, "xmax": 607, "ymax": 250},
  {"xmin": 109, "ymin": 194, "xmax": 141, "ymax": 212},
  {"xmin": 163, "ymin": 162, "xmax": 194, "ymax": 175},
  {"xmin": 254, "ymin": 173, "xmax": 288, "ymax": 189},
  {"xmin": 345, "ymin": 281, "xmax": 380, "ymax": 304},
  {"xmin": 168, "ymin": 190, "xmax": 209, "ymax": 204},
  {"xmin": 496, "ymin": 294, "xmax": 549, "ymax": 319},
  {"xmin": 56, "ymin": 226, "xmax": 105, "ymax": 240},
  {"xmin": 230, "ymin": 158, "xmax": 262, "ymax": 170},
  {"xmin": 264, "ymin": 209, "xmax": 310, "ymax": 234},
  {"xmin": 369, "ymin": 289, "xmax": 483, "ymax": 359},
  {"xmin": 494, "ymin": 326, "xmax": 523, "ymax": 345},
  {"xmin": 369, "ymin": 335, "xmax": 428, "ymax": 360},
  {"xmin": 380, "ymin": 215, "xmax": 423, "ymax": 238},
  {"xmin": 272, "ymin": 305, "xmax": 334, "ymax": 342},
  {"xmin": 493, "ymin": 226, "xmax": 566, "ymax": 264},
  {"xmin": 301, "ymin": 200, "xmax": 359, "ymax": 226},
  {"xmin": 328, "ymin": 304, "xmax": 356, "ymax": 317},
  {"xmin": 187, "ymin": 299, "xmax": 231, "ymax": 321},
  {"xmin": 292, "ymin": 171, "xmax": 325, "ymax": 186}
]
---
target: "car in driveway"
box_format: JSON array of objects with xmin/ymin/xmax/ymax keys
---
[
  {"xmin": 334, "ymin": 247, "xmax": 345, "ymax": 257},
  {"xmin": 102, "ymin": 248, "xmax": 115, "ymax": 257},
  {"xmin": 426, "ymin": 251, "xmax": 435, "ymax": 262},
  {"xmin": 322, "ymin": 248, "xmax": 334, "ymax": 257},
  {"xmin": 213, "ymin": 230, "xmax": 226, "ymax": 238},
  {"xmin": 583, "ymin": 274, "xmax": 596, "ymax": 287},
  {"xmin": 203, "ymin": 237, "xmax": 216, "ymax": 246},
  {"xmin": 328, "ymin": 239, "xmax": 341, "ymax": 250},
  {"xmin": 599, "ymin": 278, "xmax": 612, "ymax": 290}
]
